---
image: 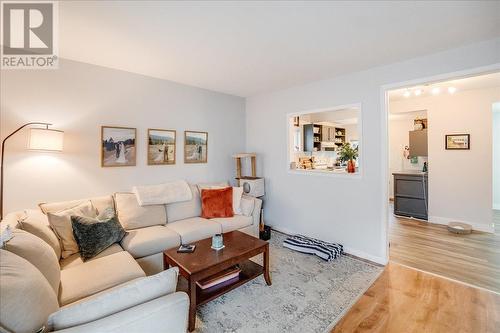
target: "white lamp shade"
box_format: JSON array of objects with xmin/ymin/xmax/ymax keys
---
[{"xmin": 28, "ymin": 128, "xmax": 64, "ymax": 151}]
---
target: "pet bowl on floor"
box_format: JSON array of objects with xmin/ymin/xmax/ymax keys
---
[{"xmin": 447, "ymin": 222, "xmax": 472, "ymax": 234}]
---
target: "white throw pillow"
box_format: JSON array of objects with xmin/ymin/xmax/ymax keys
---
[
  {"xmin": 47, "ymin": 201, "xmax": 97, "ymax": 259},
  {"xmin": 232, "ymin": 187, "xmax": 243, "ymax": 215},
  {"xmin": 18, "ymin": 209, "xmax": 61, "ymax": 258},
  {"xmin": 240, "ymin": 197, "xmax": 255, "ymax": 217}
]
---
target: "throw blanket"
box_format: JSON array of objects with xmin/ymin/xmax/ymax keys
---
[
  {"xmin": 133, "ymin": 180, "xmax": 192, "ymax": 206},
  {"xmin": 283, "ymin": 235, "xmax": 343, "ymax": 261}
]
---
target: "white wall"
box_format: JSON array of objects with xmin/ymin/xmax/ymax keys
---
[
  {"xmin": 344, "ymin": 123, "xmax": 359, "ymax": 144},
  {"xmin": 246, "ymin": 38, "xmax": 500, "ymax": 263},
  {"xmin": 390, "ymin": 87, "xmax": 499, "ymax": 231},
  {"xmin": 0, "ymin": 59, "xmax": 246, "ymax": 213},
  {"xmin": 493, "ymin": 103, "xmax": 500, "ymax": 210}
]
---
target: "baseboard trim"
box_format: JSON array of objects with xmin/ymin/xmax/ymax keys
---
[
  {"xmin": 429, "ymin": 216, "xmax": 494, "ymax": 233},
  {"xmin": 270, "ymin": 225, "xmax": 387, "ymax": 266}
]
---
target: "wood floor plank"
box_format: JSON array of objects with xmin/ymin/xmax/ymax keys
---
[
  {"xmin": 332, "ymin": 210, "xmax": 499, "ymax": 332},
  {"xmin": 389, "ymin": 209, "xmax": 500, "ymax": 293},
  {"xmin": 331, "ymin": 263, "xmax": 500, "ymax": 333}
]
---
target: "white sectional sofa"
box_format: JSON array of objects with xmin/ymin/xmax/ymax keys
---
[{"xmin": 0, "ymin": 183, "xmax": 262, "ymax": 333}]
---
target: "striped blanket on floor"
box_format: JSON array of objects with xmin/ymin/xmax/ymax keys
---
[{"xmin": 283, "ymin": 235, "xmax": 343, "ymax": 261}]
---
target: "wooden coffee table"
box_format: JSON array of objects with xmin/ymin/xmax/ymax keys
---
[{"xmin": 163, "ymin": 231, "xmax": 272, "ymax": 332}]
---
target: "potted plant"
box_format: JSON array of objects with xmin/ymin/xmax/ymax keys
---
[{"xmin": 338, "ymin": 143, "xmax": 358, "ymax": 173}]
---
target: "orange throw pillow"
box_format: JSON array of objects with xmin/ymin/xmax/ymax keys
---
[{"xmin": 201, "ymin": 187, "xmax": 234, "ymax": 219}]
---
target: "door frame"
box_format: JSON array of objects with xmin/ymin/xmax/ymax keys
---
[{"xmin": 379, "ymin": 63, "xmax": 500, "ymax": 263}]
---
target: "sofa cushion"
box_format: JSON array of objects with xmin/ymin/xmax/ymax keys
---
[
  {"xmin": 165, "ymin": 184, "xmax": 201, "ymax": 223},
  {"xmin": 18, "ymin": 209, "xmax": 62, "ymax": 258},
  {"xmin": 60, "ymin": 243, "xmax": 124, "ymax": 270},
  {"xmin": 0, "ymin": 250, "xmax": 59, "ymax": 333},
  {"xmin": 59, "ymin": 251, "xmax": 145, "ymax": 306},
  {"xmin": 48, "ymin": 267, "xmax": 179, "ymax": 331},
  {"xmin": 47, "ymin": 201, "xmax": 97, "ymax": 258},
  {"xmin": 200, "ymin": 187, "xmax": 234, "ymax": 219},
  {"xmin": 39, "ymin": 195, "xmax": 114, "ymax": 215},
  {"xmin": 166, "ymin": 217, "xmax": 222, "ymax": 244},
  {"xmin": 3, "ymin": 229, "xmax": 61, "ymax": 293},
  {"xmin": 211, "ymin": 215, "xmax": 253, "ymax": 233},
  {"xmin": 71, "ymin": 215, "xmax": 127, "ymax": 261},
  {"xmin": 114, "ymin": 193, "xmax": 167, "ymax": 230},
  {"xmin": 121, "ymin": 226, "xmax": 180, "ymax": 258}
]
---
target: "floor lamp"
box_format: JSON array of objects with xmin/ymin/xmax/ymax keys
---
[{"xmin": 0, "ymin": 122, "xmax": 64, "ymax": 219}]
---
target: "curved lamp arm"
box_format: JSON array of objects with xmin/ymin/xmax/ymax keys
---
[{"xmin": 0, "ymin": 122, "xmax": 52, "ymax": 219}]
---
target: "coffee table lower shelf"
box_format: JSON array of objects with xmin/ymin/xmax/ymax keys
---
[{"xmin": 177, "ymin": 260, "xmax": 263, "ymax": 306}]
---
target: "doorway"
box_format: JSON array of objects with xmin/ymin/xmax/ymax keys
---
[{"xmin": 382, "ymin": 69, "xmax": 500, "ymax": 293}]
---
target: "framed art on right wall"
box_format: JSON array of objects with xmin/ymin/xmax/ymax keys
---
[{"xmin": 445, "ymin": 134, "xmax": 470, "ymax": 150}]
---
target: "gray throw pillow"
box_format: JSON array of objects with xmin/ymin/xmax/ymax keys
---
[{"xmin": 71, "ymin": 214, "xmax": 127, "ymax": 261}]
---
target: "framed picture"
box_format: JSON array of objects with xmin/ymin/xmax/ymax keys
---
[
  {"xmin": 101, "ymin": 126, "xmax": 136, "ymax": 167},
  {"xmin": 445, "ymin": 134, "xmax": 470, "ymax": 150},
  {"xmin": 184, "ymin": 131, "xmax": 208, "ymax": 163},
  {"xmin": 147, "ymin": 129, "xmax": 176, "ymax": 165}
]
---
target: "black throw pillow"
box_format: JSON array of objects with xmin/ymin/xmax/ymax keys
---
[{"xmin": 71, "ymin": 214, "xmax": 127, "ymax": 261}]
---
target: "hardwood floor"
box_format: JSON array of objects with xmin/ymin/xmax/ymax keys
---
[
  {"xmin": 389, "ymin": 209, "xmax": 500, "ymax": 293},
  {"xmin": 332, "ymin": 209, "xmax": 500, "ymax": 332},
  {"xmin": 331, "ymin": 262, "xmax": 500, "ymax": 333}
]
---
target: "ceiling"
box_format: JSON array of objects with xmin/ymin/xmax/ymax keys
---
[
  {"xmin": 59, "ymin": 1, "xmax": 500, "ymax": 97},
  {"xmin": 309, "ymin": 108, "xmax": 360, "ymax": 125},
  {"xmin": 388, "ymin": 72, "xmax": 500, "ymax": 102}
]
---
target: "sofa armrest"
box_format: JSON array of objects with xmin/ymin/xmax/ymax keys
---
[
  {"xmin": 48, "ymin": 267, "xmax": 179, "ymax": 331},
  {"xmin": 51, "ymin": 292, "xmax": 189, "ymax": 333}
]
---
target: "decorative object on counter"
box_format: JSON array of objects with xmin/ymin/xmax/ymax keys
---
[
  {"xmin": 422, "ymin": 162, "xmax": 428, "ymax": 172},
  {"xmin": 413, "ymin": 117, "xmax": 427, "ymax": 130},
  {"xmin": 403, "ymin": 145, "xmax": 410, "ymax": 159},
  {"xmin": 283, "ymin": 234, "xmax": 343, "ymax": 261},
  {"xmin": 211, "ymin": 233, "xmax": 224, "ymax": 250},
  {"xmin": 410, "ymin": 156, "xmax": 418, "ymax": 164},
  {"xmin": 1, "ymin": 122, "xmax": 64, "ymax": 219},
  {"xmin": 338, "ymin": 142, "xmax": 358, "ymax": 173},
  {"xmin": 298, "ymin": 156, "xmax": 314, "ymax": 169},
  {"xmin": 445, "ymin": 134, "xmax": 470, "ymax": 150},
  {"xmin": 184, "ymin": 131, "xmax": 208, "ymax": 163},
  {"xmin": 101, "ymin": 126, "xmax": 136, "ymax": 167},
  {"xmin": 447, "ymin": 222, "xmax": 472, "ymax": 235}
]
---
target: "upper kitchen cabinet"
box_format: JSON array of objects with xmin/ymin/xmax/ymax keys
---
[
  {"xmin": 303, "ymin": 124, "xmax": 322, "ymax": 152},
  {"xmin": 409, "ymin": 129, "xmax": 428, "ymax": 156}
]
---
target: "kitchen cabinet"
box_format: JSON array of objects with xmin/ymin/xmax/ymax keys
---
[
  {"xmin": 409, "ymin": 129, "xmax": 428, "ymax": 156},
  {"xmin": 321, "ymin": 126, "xmax": 334, "ymax": 142},
  {"xmin": 303, "ymin": 124, "xmax": 321, "ymax": 152},
  {"xmin": 393, "ymin": 172, "xmax": 428, "ymax": 220}
]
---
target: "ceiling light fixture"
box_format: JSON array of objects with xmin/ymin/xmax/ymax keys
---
[
  {"xmin": 431, "ymin": 87, "xmax": 441, "ymax": 95},
  {"xmin": 448, "ymin": 87, "xmax": 457, "ymax": 94},
  {"xmin": 414, "ymin": 89, "xmax": 422, "ymax": 96},
  {"xmin": 403, "ymin": 90, "xmax": 411, "ymax": 98}
]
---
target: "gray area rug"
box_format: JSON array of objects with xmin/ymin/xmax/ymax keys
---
[{"xmin": 195, "ymin": 232, "xmax": 383, "ymax": 333}]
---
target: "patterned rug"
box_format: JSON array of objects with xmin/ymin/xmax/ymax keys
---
[{"xmin": 195, "ymin": 232, "xmax": 383, "ymax": 333}]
